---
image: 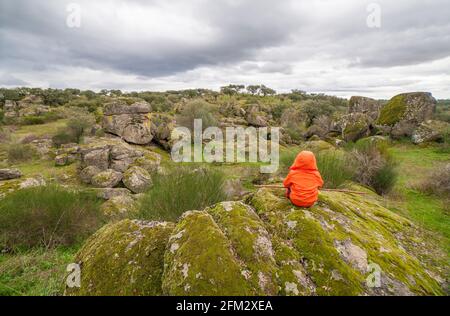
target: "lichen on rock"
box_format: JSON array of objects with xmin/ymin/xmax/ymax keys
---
[
  {"xmin": 68, "ymin": 186, "xmax": 447, "ymax": 296},
  {"xmin": 66, "ymin": 219, "xmax": 175, "ymax": 296}
]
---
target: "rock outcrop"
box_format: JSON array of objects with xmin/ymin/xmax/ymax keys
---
[
  {"xmin": 348, "ymin": 96, "xmax": 382, "ymax": 120},
  {"xmin": 76, "ymin": 138, "xmax": 160, "ymax": 190},
  {"xmin": 67, "ymin": 187, "xmax": 447, "ymax": 296},
  {"xmin": 411, "ymin": 120, "xmax": 449, "ymax": 145},
  {"xmin": 341, "ymin": 113, "xmax": 373, "ymax": 142},
  {"xmin": 103, "ymin": 101, "xmax": 153, "ymax": 145},
  {"xmin": 122, "ymin": 166, "xmax": 152, "ymax": 193},
  {"xmin": 0, "ymin": 169, "xmax": 22, "ymax": 181},
  {"xmin": 377, "ymin": 92, "xmax": 436, "ymax": 139}
]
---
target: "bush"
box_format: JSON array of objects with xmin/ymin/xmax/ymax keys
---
[
  {"xmin": 137, "ymin": 167, "xmax": 227, "ymax": 221},
  {"xmin": 7, "ymin": 144, "xmax": 36, "ymax": 163},
  {"xmin": 417, "ymin": 164, "xmax": 450, "ymax": 198},
  {"xmin": 0, "ymin": 185, "xmax": 103, "ymax": 250},
  {"xmin": 315, "ymin": 150, "xmax": 354, "ymax": 189},
  {"xmin": 176, "ymin": 99, "xmax": 218, "ymax": 132},
  {"xmin": 348, "ymin": 141, "xmax": 398, "ymax": 194},
  {"xmin": 52, "ymin": 113, "xmax": 95, "ymax": 147}
]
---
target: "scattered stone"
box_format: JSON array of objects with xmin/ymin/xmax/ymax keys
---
[
  {"xmin": 19, "ymin": 177, "xmax": 46, "ymax": 189},
  {"xmin": 95, "ymin": 188, "xmax": 133, "ymax": 200},
  {"xmin": 100, "ymin": 195, "xmax": 138, "ymax": 218},
  {"xmin": 91, "ymin": 169, "xmax": 123, "ymax": 188},
  {"xmin": 79, "ymin": 166, "xmax": 102, "ymax": 184},
  {"xmin": 80, "ymin": 145, "xmax": 110, "ymax": 170},
  {"xmin": 0, "ymin": 169, "xmax": 22, "ymax": 181},
  {"xmin": 412, "ymin": 120, "xmax": 449, "ymax": 145},
  {"xmin": 122, "ymin": 166, "xmax": 152, "ymax": 193}
]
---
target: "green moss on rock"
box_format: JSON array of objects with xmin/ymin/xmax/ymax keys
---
[
  {"xmin": 377, "ymin": 95, "xmax": 407, "ymax": 126},
  {"xmin": 66, "ymin": 219, "xmax": 175, "ymax": 296},
  {"xmin": 162, "ymin": 210, "xmax": 254, "ymax": 295},
  {"xmin": 68, "ymin": 186, "xmax": 447, "ymax": 296}
]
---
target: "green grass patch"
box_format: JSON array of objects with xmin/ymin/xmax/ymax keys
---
[
  {"xmin": 0, "ymin": 185, "xmax": 104, "ymax": 250},
  {"xmin": 0, "ymin": 247, "xmax": 77, "ymax": 296},
  {"xmin": 137, "ymin": 167, "xmax": 227, "ymax": 221}
]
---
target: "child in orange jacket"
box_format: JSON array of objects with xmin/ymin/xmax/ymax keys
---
[{"xmin": 283, "ymin": 151, "xmax": 324, "ymax": 208}]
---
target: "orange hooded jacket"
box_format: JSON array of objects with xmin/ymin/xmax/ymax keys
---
[{"xmin": 283, "ymin": 151, "xmax": 324, "ymax": 208}]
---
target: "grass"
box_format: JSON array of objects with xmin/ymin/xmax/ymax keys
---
[
  {"xmin": 0, "ymin": 247, "xmax": 77, "ymax": 296},
  {"xmin": 137, "ymin": 166, "xmax": 227, "ymax": 221},
  {"xmin": 388, "ymin": 142, "xmax": 450, "ymax": 253},
  {"xmin": 11, "ymin": 119, "xmax": 69, "ymax": 142},
  {"xmin": 0, "ymin": 185, "xmax": 103, "ymax": 250}
]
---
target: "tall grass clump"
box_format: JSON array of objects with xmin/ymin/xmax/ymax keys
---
[
  {"xmin": 137, "ymin": 167, "xmax": 227, "ymax": 221},
  {"xmin": 7, "ymin": 143, "xmax": 36, "ymax": 163},
  {"xmin": 0, "ymin": 185, "xmax": 103, "ymax": 251},
  {"xmin": 417, "ymin": 164, "xmax": 450, "ymax": 198},
  {"xmin": 315, "ymin": 150, "xmax": 354, "ymax": 189},
  {"xmin": 176, "ymin": 99, "xmax": 218, "ymax": 133},
  {"xmin": 52, "ymin": 113, "xmax": 95, "ymax": 147},
  {"xmin": 349, "ymin": 140, "xmax": 398, "ymax": 195}
]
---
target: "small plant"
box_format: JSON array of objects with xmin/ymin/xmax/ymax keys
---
[
  {"xmin": 348, "ymin": 141, "xmax": 398, "ymax": 194},
  {"xmin": 417, "ymin": 164, "xmax": 450, "ymax": 198},
  {"xmin": 315, "ymin": 150, "xmax": 354, "ymax": 189},
  {"xmin": 137, "ymin": 167, "xmax": 227, "ymax": 221},
  {"xmin": 52, "ymin": 113, "xmax": 95, "ymax": 147},
  {"xmin": 0, "ymin": 185, "xmax": 103, "ymax": 251},
  {"xmin": 176, "ymin": 99, "xmax": 218, "ymax": 133},
  {"xmin": 7, "ymin": 143, "xmax": 36, "ymax": 163}
]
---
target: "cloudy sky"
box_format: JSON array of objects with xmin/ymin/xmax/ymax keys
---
[{"xmin": 1, "ymin": 0, "xmax": 449, "ymax": 98}]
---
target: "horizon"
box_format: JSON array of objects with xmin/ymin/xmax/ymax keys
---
[{"xmin": 1, "ymin": 0, "xmax": 450, "ymax": 99}]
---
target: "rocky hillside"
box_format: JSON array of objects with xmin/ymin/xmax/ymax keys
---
[{"xmin": 66, "ymin": 187, "xmax": 447, "ymax": 296}]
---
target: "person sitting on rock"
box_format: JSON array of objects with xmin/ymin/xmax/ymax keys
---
[{"xmin": 283, "ymin": 151, "xmax": 324, "ymax": 208}]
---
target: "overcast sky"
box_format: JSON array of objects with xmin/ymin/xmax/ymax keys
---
[{"xmin": 1, "ymin": 0, "xmax": 449, "ymax": 98}]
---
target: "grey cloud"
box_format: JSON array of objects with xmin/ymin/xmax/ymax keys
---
[{"xmin": 0, "ymin": 0, "xmax": 449, "ymax": 97}]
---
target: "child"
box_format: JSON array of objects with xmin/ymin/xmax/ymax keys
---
[{"xmin": 283, "ymin": 151, "xmax": 324, "ymax": 208}]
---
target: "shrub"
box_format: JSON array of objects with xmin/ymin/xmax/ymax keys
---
[
  {"xmin": 348, "ymin": 141, "xmax": 398, "ymax": 194},
  {"xmin": 21, "ymin": 116, "xmax": 45, "ymax": 125},
  {"xmin": 0, "ymin": 185, "xmax": 103, "ymax": 250},
  {"xmin": 137, "ymin": 167, "xmax": 227, "ymax": 221},
  {"xmin": 280, "ymin": 108, "xmax": 306, "ymax": 142},
  {"xmin": 176, "ymin": 99, "xmax": 218, "ymax": 132},
  {"xmin": 52, "ymin": 113, "xmax": 95, "ymax": 147},
  {"xmin": 417, "ymin": 164, "xmax": 450, "ymax": 198},
  {"xmin": 21, "ymin": 112, "xmax": 61, "ymax": 126},
  {"xmin": 7, "ymin": 144, "xmax": 36, "ymax": 163},
  {"xmin": 315, "ymin": 150, "xmax": 354, "ymax": 189}
]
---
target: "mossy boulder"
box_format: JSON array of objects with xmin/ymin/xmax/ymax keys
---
[
  {"xmin": 341, "ymin": 113, "xmax": 372, "ymax": 142},
  {"xmin": 66, "ymin": 220, "xmax": 175, "ymax": 296},
  {"xmin": 91, "ymin": 169, "xmax": 123, "ymax": 188},
  {"xmin": 377, "ymin": 92, "xmax": 436, "ymax": 138},
  {"xmin": 412, "ymin": 120, "xmax": 450, "ymax": 145},
  {"xmin": 69, "ymin": 189, "xmax": 447, "ymax": 296},
  {"xmin": 123, "ymin": 166, "xmax": 152, "ymax": 193},
  {"xmin": 303, "ymin": 140, "xmax": 335, "ymax": 152},
  {"xmin": 348, "ymin": 96, "xmax": 382, "ymax": 120},
  {"xmin": 100, "ymin": 195, "xmax": 138, "ymax": 219}
]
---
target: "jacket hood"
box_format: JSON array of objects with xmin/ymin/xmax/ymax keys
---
[{"xmin": 290, "ymin": 151, "xmax": 318, "ymax": 171}]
